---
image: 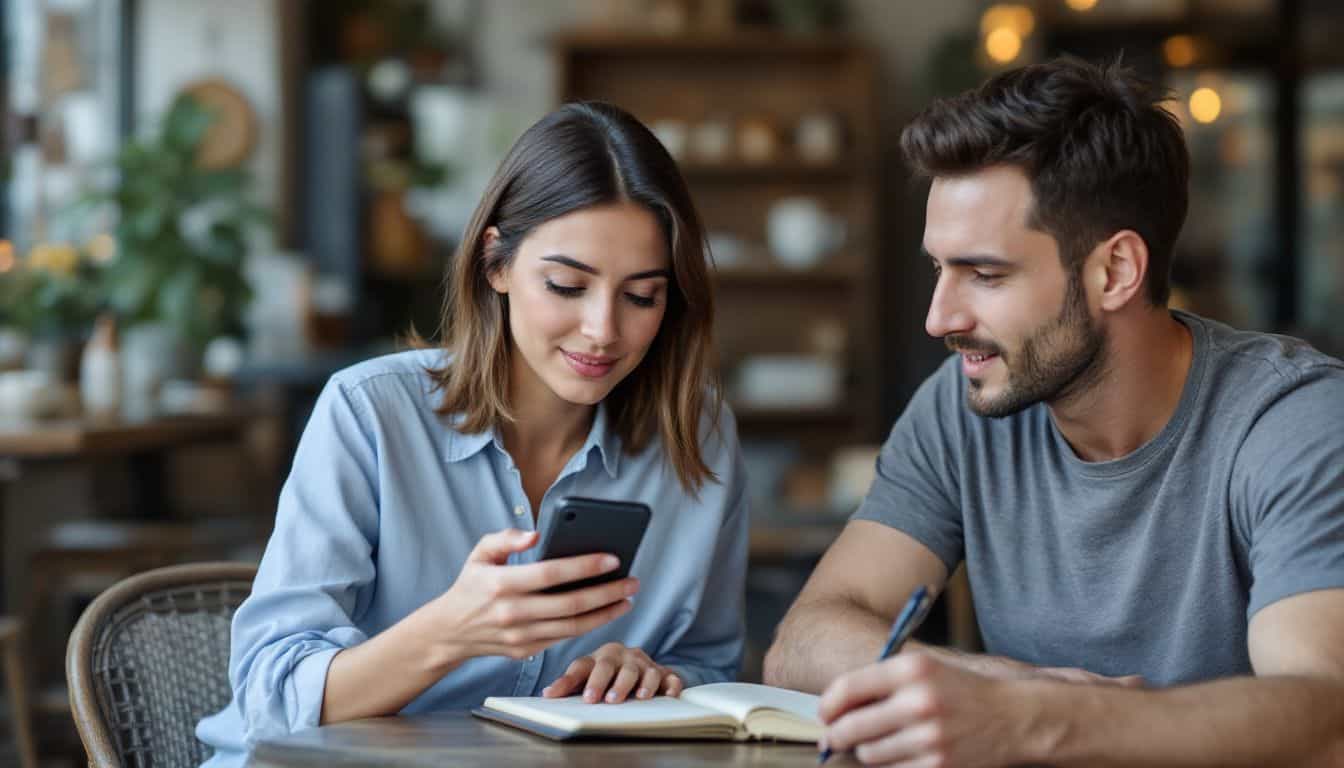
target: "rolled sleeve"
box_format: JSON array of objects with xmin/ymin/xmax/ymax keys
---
[{"xmin": 229, "ymin": 378, "xmax": 381, "ymax": 744}]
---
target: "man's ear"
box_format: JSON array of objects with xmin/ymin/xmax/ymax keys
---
[
  {"xmin": 1089, "ymin": 230, "xmax": 1148, "ymax": 312},
  {"xmin": 483, "ymin": 226, "xmax": 508, "ymax": 294}
]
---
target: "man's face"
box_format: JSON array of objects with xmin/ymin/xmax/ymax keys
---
[{"xmin": 923, "ymin": 165, "xmax": 1105, "ymax": 417}]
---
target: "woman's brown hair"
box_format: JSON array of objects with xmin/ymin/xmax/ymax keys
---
[{"xmin": 428, "ymin": 101, "xmax": 721, "ymax": 493}]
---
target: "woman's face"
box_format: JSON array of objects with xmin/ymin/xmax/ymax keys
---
[{"xmin": 487, "ymin": 201, "xmax": 671, "ymax": 409}]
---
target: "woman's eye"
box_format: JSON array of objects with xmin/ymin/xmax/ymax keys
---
[
  {"xmin": 625, "ymin": 292, "xmax": 658, "ymax": 308},
  {"xmin": 545, "ymin": 280, "xmax": 583, "ymax": 297}
]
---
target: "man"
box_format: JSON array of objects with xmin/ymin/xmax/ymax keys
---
[{"xmin": 764, "ymin": 57, "xmax": 1344, "ymax": 767}]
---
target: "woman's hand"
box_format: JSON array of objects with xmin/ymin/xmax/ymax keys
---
[
  {"xmin": 542, "ymin": 642, "xmax": 682, "ymax": 703},
  {"xmin": 425, "ymin": 529, "xmax": 639, "ymax": 667}
]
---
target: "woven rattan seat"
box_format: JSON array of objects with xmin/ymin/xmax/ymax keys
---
[{"xmin": 66, "ymin": 562, "xmax": 256, "ymax": 768}]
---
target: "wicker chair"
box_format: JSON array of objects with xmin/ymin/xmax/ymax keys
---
[{"xmin": 66, "ymin": 562, "xmax": 256, "ymax": 768}]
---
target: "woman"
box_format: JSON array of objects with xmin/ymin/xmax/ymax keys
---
[{"xmin": 197, "ymin": 102, "xmax": 747, "ymax": 765}]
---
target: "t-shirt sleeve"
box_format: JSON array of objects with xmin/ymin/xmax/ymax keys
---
[
  {"xmin": 1234, "ymin": 369, "xmax": 1344, "ymax": 620},
  {"xmin": 851, "ymin": 356, "xmax": 965, "ymax": 572}
]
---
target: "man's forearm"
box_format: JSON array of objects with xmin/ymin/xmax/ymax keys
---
[
  {"xmin": 764, "ymin": 598, "xmax": 1048, "ymax": 693},
  {"xmin": 763, "ymin": 597, "xmax": 889, "ymax": 693},
  {"xmin": 1024, "ymin": 675, "xmax": 1344, "ymax": 767}
]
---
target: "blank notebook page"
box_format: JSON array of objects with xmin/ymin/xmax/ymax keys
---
[{"xmin": 681, "ymin": 683, "xmax": 820, "ymax": 723}]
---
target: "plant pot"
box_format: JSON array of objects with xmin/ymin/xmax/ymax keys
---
[{"xmin": 121, "ymin": 323, "xmax": 191, "ymax": 409}]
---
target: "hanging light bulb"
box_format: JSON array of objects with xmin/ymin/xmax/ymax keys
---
[
  {"xmin": 1066, "ymin": 0, "xmax": 1100, "ymax": 11},
  {"xmin": 980, "ymin": 4, "xmax": 1035, "ymax": 37},
  {"xmin": 985, "ymin": 27, "xmax": 1023, "ymax": 63},
  {"xmin": 1163, "ymin": 35, "xmax": 1197, "ymax": 68},
  {"xmin": 1189, "ymin": 87, "xmax": 1222, "ymax": 124}
]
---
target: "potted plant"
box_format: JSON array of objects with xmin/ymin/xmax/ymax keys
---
[
  {"xmin": 80, "ymin": 94, "xmax": 267, "ymax": 371},
  {"xmin": 0, "ymin": 240, "xmax": 107, "ymax": 380}
]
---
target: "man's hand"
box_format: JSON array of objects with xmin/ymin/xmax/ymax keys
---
[
  {"xmin": 819, "ymin": 650, "xmax": 1039, "ymax": 768},
  {"xmin": 543, "ymin": 642, "xmax": 682, "ymax": 703}
]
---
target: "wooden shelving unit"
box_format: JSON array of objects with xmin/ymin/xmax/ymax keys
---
[{"xmin": 554, "ymin": 30, "xmax": 882, "ymax": 458}]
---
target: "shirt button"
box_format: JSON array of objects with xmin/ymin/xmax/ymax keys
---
[
  {"xmin": 513, "ymin": 505, "xmax": 526, "ymax": 517},
  {"xmin": 527, "ymin": 656, "xmax": 535, "ymax": 662}
]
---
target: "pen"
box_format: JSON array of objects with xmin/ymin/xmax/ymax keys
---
[{"xmin": 819, "ymin": 584, "xmax": 934, "ymax": 765}]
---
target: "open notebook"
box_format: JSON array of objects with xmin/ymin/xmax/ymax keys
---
[{"xmin": 472, "ymin": 682, "xmax": 822, "ymax": 742}]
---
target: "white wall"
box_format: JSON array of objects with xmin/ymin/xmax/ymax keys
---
[{"xmin": 135, "ymin": 0, "xmax": 282, "ymax": 224}]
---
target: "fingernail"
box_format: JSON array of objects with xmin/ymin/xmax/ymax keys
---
[
  {"xmin": 606, "ymin": 691, "xmax": 618, "ymax": 703},
  {"xmin": 584, "ymin": 689, "xmax": 597, "ymax": 702},
  {"xmin": 636, "ymin": 688, "xmax": 649, "ymax": 698},
  {"xmin": 602, "ymin": 555, "xmax": 619, "ymax": 571},
  {"xmin": 624, "ymin": 580, "xmax": 639, "ymax": 596},
  {"xmin": 542, "ymin": 686, "xmax": 552, "ymax": 696}
]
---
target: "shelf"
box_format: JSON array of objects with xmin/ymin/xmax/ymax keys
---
[
  {"xmin": 732, "ymin": 405, "xmax": 852, "ymax": 425},
  {"xmin": 713, "ymin": 264, "xmax": 858, "ymax": 288},
  {"xmin": 749, "ymin": 519, "xmax": 846, "ymax": 561},
  {"xmin": 679, "ymin": 160, "xmax": 861, "ymax": 181},
  {"xmin": 555, "ymin": 29, "xmax": 864, "ymax": 57}
]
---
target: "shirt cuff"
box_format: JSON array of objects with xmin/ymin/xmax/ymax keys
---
[{"xmin": 287, "ymin": 646, "xmax": 344, "ymax": 731}]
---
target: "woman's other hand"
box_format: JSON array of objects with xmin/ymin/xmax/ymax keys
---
[{"xmin": 542, "ymin": 642, "xmax": 682, "ymax": 703}]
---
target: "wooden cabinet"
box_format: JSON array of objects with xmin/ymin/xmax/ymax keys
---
[{"xmin": 554, "ymin": 31, "xmax": 882, "ymax": 462}]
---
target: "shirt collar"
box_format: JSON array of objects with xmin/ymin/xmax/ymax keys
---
[
  {"xmin": 441, "ymin": 403, "xmax": 622, "ymax": 479},
  {"xmin": 586, "ymin": 401, "xmax": 621, "ymax": 478},
  {"xmin": 442, "ymin": 414, "xmax": 493, "ymax": 463}
]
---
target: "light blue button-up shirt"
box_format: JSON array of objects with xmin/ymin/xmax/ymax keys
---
[{"xmin": 196, "ymin": 349, "xmax": 748, "ymax": 766}]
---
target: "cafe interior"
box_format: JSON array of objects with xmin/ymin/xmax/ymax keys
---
[{"xmin": 0, "ymin": 0, "xmax": 1340, "ymax": 764}]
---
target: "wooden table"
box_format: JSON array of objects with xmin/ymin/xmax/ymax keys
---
[
  {"xmin": 248, "ymin": 711, "xmax": 858, "ymax": 767},
  {"xmin": 0, "ymin": 408, "xmax": 248, "ymax": 457},
  {"xmin": 0, "ymin": 409, "xmax": 254, "ymax": 611}
]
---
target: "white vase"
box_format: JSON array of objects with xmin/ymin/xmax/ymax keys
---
[
  {"xmin": 80, "ymin": 315, "xmax": 121, "ymax": 417},
  {"xmin": 766, "ymin": 197, "xmax": 847, "ymax": 270},
  {"xmin": 121, "ymin": 323, "xmax": 185, "ymax": 411}
]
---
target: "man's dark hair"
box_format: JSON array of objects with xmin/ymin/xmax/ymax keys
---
[{"xmin": 901, "ymin": 56, "xmax": 1189, "ymax": 306}]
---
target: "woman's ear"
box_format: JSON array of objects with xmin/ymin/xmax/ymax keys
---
[{"xmin": 483, "ymin": 226, "xmax": 508, "ymax": 294}]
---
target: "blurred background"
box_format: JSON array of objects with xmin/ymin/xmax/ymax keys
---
[{"xmin": 0, "ymin": 0, "xmax": 1341, "ymax": 763}]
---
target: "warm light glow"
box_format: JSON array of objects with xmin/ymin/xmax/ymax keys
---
[
  {"xmin": 980, "ymin": 4, "xmax": 1035, "ymax": 37},
  {"xmin": 1066, "ymin": 0, "xmax": 1099, "ymax": 11},
  {"xmin": 985, "ymin": 27, "xmax": 1023, "ymax": 63},
  {"xmin": 1164, "ymin": 35, "xmax": 1197, "ymax": 68},
  {"xmin": 0, "ymin": 241, "xmax": 13, "ymax": 273},
  {"xmin": 87, "ymin": 233, "xmax": 117, "ymax": 264},
  {"xmin": 1189, "ymin": 87, "xmax": 1222, "ymax": 123}
]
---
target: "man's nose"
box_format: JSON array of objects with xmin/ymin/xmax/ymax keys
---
[{"xmin": 925, "ymin": 277, "xmax": 973, "ymax": 339}]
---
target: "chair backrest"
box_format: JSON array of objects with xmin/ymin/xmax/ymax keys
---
[{"xmin": 66, "ymin": 562, "xmax": 257, "ymax": 768}]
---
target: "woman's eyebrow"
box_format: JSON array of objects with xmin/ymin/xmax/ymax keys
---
[{"xmin": 542, "ymin": 254, "xmax": 671, "ymax": 281}]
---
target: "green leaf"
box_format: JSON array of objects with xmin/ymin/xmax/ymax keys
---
[{"xmin": 158, "ymin": 267, "xmax": 200, "ymax": 339}]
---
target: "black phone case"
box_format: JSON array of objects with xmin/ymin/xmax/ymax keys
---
[{"xmin": 536, "ymin": 496, "xmax": 651, "ymax": 594}]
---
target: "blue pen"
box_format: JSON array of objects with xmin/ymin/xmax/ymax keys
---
[{"xmin": 819, "ymin": 585, "xmax": 934, "ymax": 765}]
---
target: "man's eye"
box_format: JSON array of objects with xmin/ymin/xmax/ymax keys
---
[
  {"xmin": 974, "ymin": 272, "xmax": 1003, "ymax": 283},
  {"xmin": 545, "ymin": 280, "xmax": 583, "ymax": 297}
]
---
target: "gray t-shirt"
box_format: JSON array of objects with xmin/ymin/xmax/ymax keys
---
[{"xmin": 855, "ymin": 311, "xmax": 1344, "ymax": 685}]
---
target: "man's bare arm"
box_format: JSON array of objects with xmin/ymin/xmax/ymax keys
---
[
  {"xmin": 763, "ymin": 521, "xmax": 948, "ymax": 693},
  {"xmin": 1035, "ymin": 590, "xmax": 1344, "ymax": 768},
  {"xmin": 820, "ymin": 588, "xmax": 1344, "ymax": 767}
]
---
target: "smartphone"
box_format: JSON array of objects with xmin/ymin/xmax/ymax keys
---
[{"xmin": 536, "ymin": 496, "xmax": 651, "ymax": 594}]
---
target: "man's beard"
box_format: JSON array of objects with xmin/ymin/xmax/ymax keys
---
[{"xmin": 947, "ymin": 271, "xmax": 1106, "ymax": 418}]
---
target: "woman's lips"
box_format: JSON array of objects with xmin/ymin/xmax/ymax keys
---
[{"xmin": 563, "ymin": 351, "xmax": 618, "ymax": 378}]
